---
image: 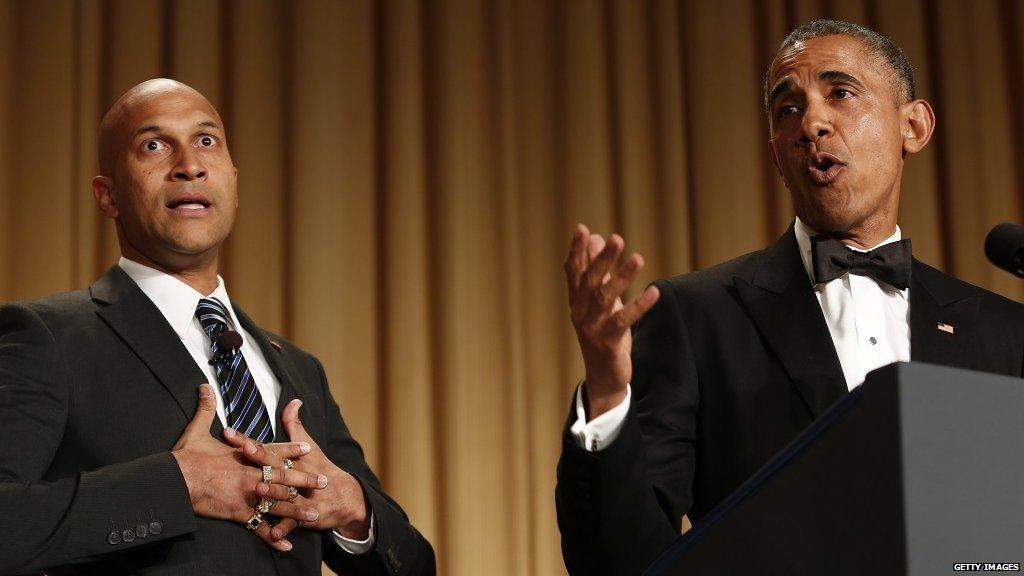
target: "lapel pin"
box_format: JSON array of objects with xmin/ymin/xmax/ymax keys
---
[
  {"xmin": 937, "ymin": 322, "xmax": 955, "ymax": 334},
  {"xmin": 269, "ymin": 339, "xmax": 283, "ymax": 351}
]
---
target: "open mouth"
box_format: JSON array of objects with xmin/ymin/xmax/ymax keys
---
[
  {"xmin": 807, "ymin": 153, "xmax": 844, "ymax": 184},
  {"xmin": 166, "ymin": 196, "xmax": 212, "ymax": 211}
]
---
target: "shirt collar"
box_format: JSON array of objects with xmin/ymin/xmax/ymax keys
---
[
  {"xmin": 118, "ymin": 257, "xmax": 241, "ymax": 339},
  {"xmin": 793, "ymin": 217, "xmax": 907, "ymax": 297}
]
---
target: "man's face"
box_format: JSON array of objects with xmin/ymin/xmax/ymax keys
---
[
  {"xmin": 767, "ymin": 35, "xmax": 907, "ymax": 238},
  {"xmin": 103, "ymin": 87, "xmax": 238, "ymax": 268}
]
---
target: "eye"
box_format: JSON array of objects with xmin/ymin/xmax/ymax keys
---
[
  {"xmin": 832, "ymin": 88, "xmax": 853, "ymax": 99},
  {"xmin": 777, "ymin": 105, "xmax": 799, "ymax": 120},
  {"xmin": 196, "ymin": 135, "xmax": 217, "ymax": 147},
  {"xmin": 144, "ymin": 139, "xmax": 168, "ymax": 152}
]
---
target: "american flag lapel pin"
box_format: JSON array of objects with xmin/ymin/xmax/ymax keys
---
[{"xmin": 937, "ymin": 322, "xmax": 955, "ymax": 334}]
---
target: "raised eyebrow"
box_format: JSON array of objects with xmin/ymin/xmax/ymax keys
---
[
  {"xmin": 819, "ymin": 70, "xmax": 865, "ymax": 89},
  {"xmin": 768, "ymin": 78, "xmax": 794, "ymax": 108}
]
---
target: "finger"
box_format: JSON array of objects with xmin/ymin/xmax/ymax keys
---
[
  {"xmin": 256, "ymin": 481, "xmax": 305, "ymax": 503},
  {"xmin": 595, "ymin": 253, "xmax": 645, "ymax": 310},
  {"xmin": 258, "ymin": 499, "xmax": 320, "ymax": 526},
  {"xmin": 265, "ymin": 466, "xmax": 328, "ymax": 490},
  {"xmin": 175, "ymin": 384, "xmax": 216, "ymax": 445},
  {"xmin": 270, "ymin": 518, "xmax": 300, "ymax": 542},
  {"xmin": 611, "ymin": 284, "xmax": 660, "ymax": 331},
  {"xmin": 583, "ymin": 234, "xmax": 624, "ymax": 292},
  {"xmin": 226, "ymin": 434, "xmax": 311, "ymax": 466},
  {"xmin": 564, "ymin": 224, "xmax": 589, "ymax": 295},
  {"xmin": 235, "ymin": 508, "xmax": 292, "ymax": 552},
  {"xmin": 282, "ymin": 399, "xmax": 312, "ymax": 444}
]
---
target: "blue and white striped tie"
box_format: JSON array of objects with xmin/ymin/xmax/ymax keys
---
[{"xmin": 195, "ymin": 297, "xmax": 274, "ymax": 443}]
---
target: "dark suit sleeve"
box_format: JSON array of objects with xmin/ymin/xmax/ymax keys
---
[
  {"xmin": 0, "ymin": 303, "xmax": 198, "ymax": 574},
  {"xmin": 556, "ymin": 279, "xmax": 699, "ymax": 575},
  {"xmin": 309, "ymin": 357, "xmax": 436, "ymax": 576}
]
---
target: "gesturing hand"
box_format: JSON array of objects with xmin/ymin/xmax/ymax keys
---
[
  {"xmin": 564, "ymin": 224, "xmax": 660, "ymax": 419},
  {"xmin": 171, "ymin": 384, "xmax": 327, "ymax": 551},
  {"xmin": 224, "ymin": 399, "xmax": 370, "ymax": 544}
]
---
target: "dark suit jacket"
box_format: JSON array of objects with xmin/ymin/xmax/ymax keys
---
[
  {"xmin": 556, "ymin": 226, "xmax": 1024, "ymax": 575},
  {"xmin": 0, "ymin": 266, "xmax": 435, "ymax": 576}
]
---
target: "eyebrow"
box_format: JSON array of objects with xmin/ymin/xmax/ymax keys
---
[
  {"xmin": 134, "ymin": 120, "xmax": 222, "ymax": 138},
  {"xmin": 768, "ymin": 70, "xmax": 867, "ymax": 108}
]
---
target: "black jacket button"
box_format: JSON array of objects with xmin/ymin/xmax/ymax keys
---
[
  {"xmin": 149, "ymin": 521, "xmax": 163, "ymax": 535},
  {"xmin": 122, "ymin": 529, "xmax": 135, "ymax": 543},
  {"xmin": 107, "ymin": 531, "xmax": 120, "ymax": 545},
  {"xmin": 136, "ymin": 524, "xmax": 148, "ymax": 538}
]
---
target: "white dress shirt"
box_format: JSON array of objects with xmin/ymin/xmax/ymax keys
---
[
  {"xmin": 118, "ymin": 257, "xmax": 374, "ymax": 553},
  {"xmin": 571, "ymin": 218, "xmax": 911, "ymax": 451}
]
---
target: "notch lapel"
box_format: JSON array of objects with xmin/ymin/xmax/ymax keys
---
[
  {"xmin": 90, "ymin": 266, "xmax": 208, "ymax": 424},
  {"xmin": 233, "ymin": 307, "xmax": 312, "ymax": 436},
  {"xmin": 909, "ymin": 260, "xmax": 979, "ymax": 370},
  {"xmin": 734, "ymin": 227, "xmax": 848, "ymax": 418}
]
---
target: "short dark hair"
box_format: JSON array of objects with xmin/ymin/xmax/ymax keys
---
[{"xmin": 764, "ymin": 19, "xmax": 916, "ymax": 115}]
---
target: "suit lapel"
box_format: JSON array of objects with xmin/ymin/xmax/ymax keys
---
[
  {"xmin": 233, "ymin": 307, "xmax": 310, "ymax": 437},
  {"xmin": 91, "ymin": 266, "xmax": 208, "ymax": 424},
  {"xmin": 910, "ymin": 260, "xmax": 979, "ymax": 369},
  {"xmin": 734, "ymin": 227, "xmax": 848, "ymax": 418}
]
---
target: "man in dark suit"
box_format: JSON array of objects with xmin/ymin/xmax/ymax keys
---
[
  {"xmin": 0, "ymin": 79, "xmax": 434, "ymax": 575},
  {"xmin": 557, "ymin": 20, "xmax": 1024, "ymax": 575}
]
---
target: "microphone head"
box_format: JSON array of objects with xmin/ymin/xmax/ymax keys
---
[
  {"xmin": 216, "ymin": 330, "xmax": 244, "ymax": 351},
  {"xmin": 985, "ymin": 223, "xmax": 1024, "ymax": 278}
]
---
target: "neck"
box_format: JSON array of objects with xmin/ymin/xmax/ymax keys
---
[{"xmin": 120, "ymin": 246, "xmax": 220, "ymax": 295}]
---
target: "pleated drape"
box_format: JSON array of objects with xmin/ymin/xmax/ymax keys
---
[{"xmin": 1, "ymin": 1, "xmax": 1022, "ymax": 574}]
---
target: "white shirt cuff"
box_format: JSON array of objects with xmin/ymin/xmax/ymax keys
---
[
  {"xmin": 569, "ymin": 382, "xmax": 631, "ymax": 451},
  {"xmin": 330, "ymin": 512, "xmax": 375, "ymax": 555}
]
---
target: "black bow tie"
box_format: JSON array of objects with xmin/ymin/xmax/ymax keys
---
[{"xmin": 810, "ymin": 236, "xmax": 912, "ymax": 290}]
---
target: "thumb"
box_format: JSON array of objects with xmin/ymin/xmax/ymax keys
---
[
  {"xmin": 183, "ymin": 383, "xmax": 217, "ymax": 437},
  {"xmin": 282, "ymin": 399, "xmax": 309, "ymax": 441}
]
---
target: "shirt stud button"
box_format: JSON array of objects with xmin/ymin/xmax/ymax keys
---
[{"xmin": 869, "ymin": 337, "xmax": 877, "ymax": 345}]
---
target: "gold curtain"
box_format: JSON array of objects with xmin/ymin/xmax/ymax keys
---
[{"xmin": 1, "ymin": 1, "xmax": 1022, "ymax": 574}]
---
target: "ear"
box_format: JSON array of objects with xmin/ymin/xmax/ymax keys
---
[
  {"xmin": 768, "ymin": 138, "xmax": 787, "ymax": 188},
  {"xmin": 901, "ymin": 99, "xmax": 935, "ymax": 155},
  {"xmin": 91, "ymin": 175, "xmax": 118, "ymax": 219}
]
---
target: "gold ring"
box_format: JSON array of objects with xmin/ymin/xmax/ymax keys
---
[
  {"xmin": 282, "ymin": 458, "xmax": 293, "ymax": 470},
  {"xmin": 262, "ymin": 465, "xmax": 273, "ymax": 484},
  {"xmin": 245, "ymin": 511, "xmax": 265, "ymax": 531},
  {"xmin": 257, "ymin": 497, "xmax": 276, "ymax": 514},
  {"xmin": 286, "ymin": 486, "xmax": 298, "ymax": 502}
]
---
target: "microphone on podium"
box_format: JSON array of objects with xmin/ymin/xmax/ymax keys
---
[{"xmin": 985, "ymin": 223, "xmax": 1024, "ymax": 278}]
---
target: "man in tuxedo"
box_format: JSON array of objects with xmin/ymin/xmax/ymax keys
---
[
  {"xmin": 0, "ymin": 79, "xmax": 434, "ymax": 575},
  {"xmin": 557, "ymin": 19, "xmax": 1024, "ymax": 575}
]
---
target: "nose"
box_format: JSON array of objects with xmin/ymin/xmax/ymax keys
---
[
  {"xmin": 799, "ymin": 98, "xmax": 833, "ymax": 143},
  {"xmin": 171, "ymin": 149, "xmax": 207, "ymax": 181}
]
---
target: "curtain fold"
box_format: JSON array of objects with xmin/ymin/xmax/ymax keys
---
[{"xmin": 1, "ymin": 1, "xmax": 1022, "ymax": 574}]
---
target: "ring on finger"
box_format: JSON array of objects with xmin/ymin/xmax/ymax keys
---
[
  {"xmin": 245, "ymin": 511, "xmax": 265, "ymax": 531},
  {"xmin": 282, "ymin": 458, "xmax": 293, "ymax": 470},
  {"xmin": 262, "ymin": 465, "xmax": 273, "ymax": 484},
  {"xmin": 286, "ymin": 486, "xmax": 298, "ymax": 502},
  {"xmin": 257, "ymin": 497, "xmax": 276, "ymax": 515}
]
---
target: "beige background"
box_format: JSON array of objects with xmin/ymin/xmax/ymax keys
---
[{"xmin": 1, "ymin": 1, "xmax": 1022, "ymax": 574}]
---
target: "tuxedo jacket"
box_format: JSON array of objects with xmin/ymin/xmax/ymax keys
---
[
  {"xmin": 0, "ymin": 266, "xmax": 435, "ymax": 576},
  {"xmin": 556, "ymin": 226, "xmax": 1024, "ymax": 575}
]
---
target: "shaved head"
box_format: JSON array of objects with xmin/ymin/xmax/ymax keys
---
[
  {"xmin": 98, "ymin": 79, "xmax": 223, "ymax": 175},
  {"xmin": 91, "ymin": 78, "xmax": 238, "ymax": 289}
]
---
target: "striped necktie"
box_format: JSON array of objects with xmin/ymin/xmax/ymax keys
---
[{"xmin": 195, "ymin": 297, "xmax": 274, "ymax": 443}]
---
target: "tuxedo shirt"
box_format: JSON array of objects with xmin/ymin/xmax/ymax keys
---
[{"xmin": 573, "ymin": 218, "xmax": 910, "ymax": 451}]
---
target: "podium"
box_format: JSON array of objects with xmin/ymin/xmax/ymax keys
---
[{"xmin": 645, "ymin": 362, "xmax": 1024, "ymax": 575}]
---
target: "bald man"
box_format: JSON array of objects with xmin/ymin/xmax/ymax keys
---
[{"xmin": 0, "ymin": 79, "xmax": 434, "ymax": 575}]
